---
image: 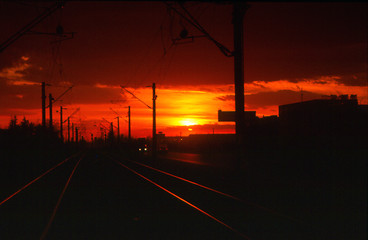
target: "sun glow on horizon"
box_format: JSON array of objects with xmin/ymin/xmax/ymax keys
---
[{"xmin": 179, "ymin": 119, "xmax": 198, "ymax": 126}]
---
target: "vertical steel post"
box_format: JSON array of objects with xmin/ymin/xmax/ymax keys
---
[
  {"xmin": 71, "ymin": 123, "xmax": 74, "ymax": 142},
  {"xmin": 128, "ymin": 106, "xmax": 131, "ymax": 140},
  {"xmin": 233, "ymin": 3, "xmax": 248, "ymax": 141},
  {"xmin": 67, "ymin": 117, "xmax": 70, "ymax": 142},
  {"xmin": 60, "ymin": 106, "xmax": 63, "ymax": 142},
  {"xmin": 110, "ymin": 122, "xmax": 114, "ymax": 138},
  {"xmin": 232, "ymin": 3, "xmax": 249, "ymax": 168},
  {"xmin": 117, "ymin": 116, "xmax": 120, "ymax": 143},
  {"xmin": 49, "ymin": 93, "xmax": 53, "ymax": 128},
  {"xmin": 152, "ymin": 83, "xmax": 157, "ymax": 161},
  {"xmin": 42, "ymin": 82, "xmax": 46, "ymax": 127}
]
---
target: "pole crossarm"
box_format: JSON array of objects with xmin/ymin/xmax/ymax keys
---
[
  {"xmin": 0, "ymin": 1, "xmax": 65, "ymax": 53},
  {"xmin": 62, "ymin": 108, "xmax": 80, "ymax": 123},
  {"xmin": 110, "ymin": 107, "xmax": 121, "ymax": 117},
  {"xmin": 46, "ymin": 85, "xmax": 74, "ymax": 108},
  {"xmin": 102, "ymin": 118, "xmax": 118, "ymax": 129},
  {"xmin": 121, "ymin": 86, "xmax": 152, "ymax": 109},
  {"xmin": 164, "ymin": 1, "xmax": 233, "ymax": 57}
]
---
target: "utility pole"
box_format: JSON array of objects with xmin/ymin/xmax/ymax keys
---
[
  {"xmin": 60, "ymin": 106, "xmax": 64, "ymax": 142},
  {"xmin": 164, "ymin": 2, "xmax": 250, "ymax": 168},
  {"xmin": 71, "ymin": 123, "xmax": 74, "ymax": 142},
  {"xmin": 152, "ymin": 83, "xmax": 157, "ymax": 161},
  {"xmin": 116, "ymin": 116, "xmax": 120, "ymax": 143},
  {"xmin": 233, "ymin": 3, "xmax": 248, "ymax": 143},
  {"xmin": 72, "ymin": 123, "xmax": 74, "ymax": 142},
  {"xmin": 128, "ymin": 106, "xmax": 131, "ymax": 140},
  {"xmin": 75, "ymin": 127, "xmax": 78, "ymax": 143},
  {"xmin": 42, "ymin": 82, "xmax": 46, "ymax": 128},
  {"xmin": 109, "ymin": 122, "xmax": 114, "ymax": 144},
  {"xmin": 49, "ymin": 93, "xmax": 54, "ymax": 128},
  {"xmin": 67, "ymin": 117, "xmax": 70, "ymax": 142}
]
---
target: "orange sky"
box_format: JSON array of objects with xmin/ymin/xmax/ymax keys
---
[
  {"xmin": 1, "ymin": 66, "xmax": 367, "ymax": 139},
  {"xmin": 0, "ymin": 2, "xmax": 367, "ymax": 140}
]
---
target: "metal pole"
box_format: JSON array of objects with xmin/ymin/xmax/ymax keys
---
[
  {"xmin": 42, "ymin": 82, "xmax": 46, "ymax": 128},
  {"xmin": 232, "ymin": 3, "xmax": 249, "ymax": 168},
  {"xmin": 128, "ymin": 106, "xmax": 131, "ymax": 140},
  {"xmin": 60, "ymin": 106, "xmax": 63, "ymax": 142},
  {"xmin": 233, "ymin": 3, "xmax": 248, "ymax": 141},
  {"xmin": 117, "ymin": 116, "xmax": 120, "ymax": 143},
  {"xmin": 152, "ymin": 83, "xmax": 157, "ymax": 161},
  {"xmin": 110, "ymin": 122, "xmax": 114, "ymax": 139},
  {"xmin": 49, "ymin": 93, "xmax": 53, "ymax": 128},
  {"xmin": 71, "ymin": 123, "xmax": 74, "ymax": 142},
  {"xmin": 67, "ymin": 117, "xmax": 70, "ymax": 142}
]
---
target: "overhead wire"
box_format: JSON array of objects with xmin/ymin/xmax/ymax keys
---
[
  {"xmin": 164, "ymin": 1, "xmax": 232, "ymax": 57},
  {"xmin": 124, "ymin": 9, "xmax": 169, "ymax": 90},
  {"xmin": 156, "ymin": 42, "xmax": 178, "ymax": 86}
]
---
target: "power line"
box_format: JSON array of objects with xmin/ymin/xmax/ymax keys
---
[{"xmin": 163, "ymin": 1, "xmax": 233, "ymax": 57}]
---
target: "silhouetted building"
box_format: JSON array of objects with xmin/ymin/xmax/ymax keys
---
[{"xmin": 279, "ymin": 95, "xmax": 367, "ymax": 137}]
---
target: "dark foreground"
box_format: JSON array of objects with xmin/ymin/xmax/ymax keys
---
[{"xmin": 0, "ymin": 144, "xmax": 366, "ymax": 240}]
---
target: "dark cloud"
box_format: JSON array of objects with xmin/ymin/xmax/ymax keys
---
[
  {"xmin": 2, "ymin": 2, "xmax": 365, "ymax": 88},
  {"xmin": 68, "ymin": 85, "xmax": 127, "ymax": 105},
  {"xmin": 216, "ymin": 95, "xmax": 234, "ymax": 102},
  {"xmin": 244, "ymin": 2, "xmax": 367, "ymax": 85}
]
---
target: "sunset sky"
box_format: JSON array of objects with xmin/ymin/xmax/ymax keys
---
[{"xmin": 0, "ymin": 1, "xmax": 367, "ymax": 138}]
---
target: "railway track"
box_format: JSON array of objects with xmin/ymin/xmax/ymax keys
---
[
  {"xmin": 106, "ymin": 152, "xmax": 317, "ymax": 240},
  {"xmin": 0, "ymin": 150, "xmax": 321, "ymax": 239}
]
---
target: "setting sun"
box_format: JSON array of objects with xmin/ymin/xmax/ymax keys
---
[{"xmin": 179, "ymin": 119, "xmax": 198, "ymax": 126}]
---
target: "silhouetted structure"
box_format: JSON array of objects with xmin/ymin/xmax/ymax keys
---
[
  {"xmin": 279, "ymin": 95, "xmax": 367, "ymax": 138},
  {"xmin": 218, "ymin": 110, "xmax": 256, "ymax": 124}
]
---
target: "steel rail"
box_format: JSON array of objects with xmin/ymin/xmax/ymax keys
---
[
  {"xmin": 108, "ymin": 153, "xmax": 301, "ymax": 224},
  {"xmin": 0, "ymin": 152, "xmax": 81, "ymax": 207},
  {"xmin": 128, "ymin": 159, "xmax": 242, "ymax": 201},
  {"xmin": 40, "ymin": 154, "xmax": 83, "ymax": 240},
  {"xmin": 113, "ymin": 159, "xmax": 252, "ymax": 240}
]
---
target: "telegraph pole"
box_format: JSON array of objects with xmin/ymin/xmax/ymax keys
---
[
  {"xmin": 152, "ymin": 83, "xmax": 157, "ymax": 161},
  {"xmin": 233, "ymin": 3, "xmax": 248, "ymax": 142},
  {"xmin": 128, "ymin": 106, "xmax": 131, "ymax": 140},
  {"xmin": 116, "ymin": 116, "xmax": 120, "ymax": 143},
  {"xmin": 42, "ymin": 82, "xmax": 46, "ymax": 128},
  {"xmin": 67, "ymin": 117, "xmax": 70, "ymax": 142},
  {"xmin": 60, "ymin": 106, "xmax": 64, "ymax": 142},
  {"xmin": 49, "ymin": 93, "xmax": 54, "ymax": 128},
  {"xmin": 71, "ymin": 123, "xmax": 74, "ymax": 142}
]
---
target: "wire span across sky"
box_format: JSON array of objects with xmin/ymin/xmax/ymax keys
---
[{"xmin": 0, "ymin": 2, "xmax": 366, "ymax": 138}]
